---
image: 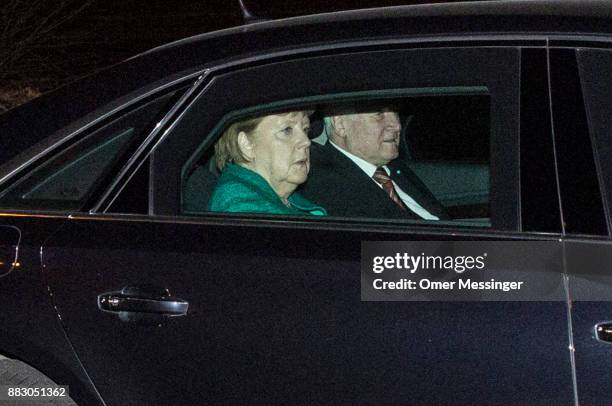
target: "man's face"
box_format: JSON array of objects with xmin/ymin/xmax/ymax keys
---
[{"xmin": 338, "ymin": 110, "xmax": 401, "ymax": 167}]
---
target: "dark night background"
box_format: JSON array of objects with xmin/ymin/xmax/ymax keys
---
[{"xmin": 0, "ymin": 0, "xmax": 467, "ymax": 111}]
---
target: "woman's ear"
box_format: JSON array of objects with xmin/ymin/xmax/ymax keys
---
[{"xmin": 237, "ymin": 131, "xmax": 255, "ymax": 161}]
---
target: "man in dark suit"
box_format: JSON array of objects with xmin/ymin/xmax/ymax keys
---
[{"xmin": 300, "ymin": 107, "xmax": 448, "ymax": 220}]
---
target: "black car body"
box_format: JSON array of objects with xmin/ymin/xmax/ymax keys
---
[{"xmin": 1, "ymin": 1, "xmax": 612, "ymax": 404}]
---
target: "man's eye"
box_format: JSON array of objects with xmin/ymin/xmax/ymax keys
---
[
  {"xmin": 303, "ymin": 126, "xmax": 311, "ymax": 135},
  {"xmin": 374, "ymin": 112, "xmax": 385, "ymax": 120}
]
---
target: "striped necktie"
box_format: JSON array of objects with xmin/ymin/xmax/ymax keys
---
[{"xmin": 372, "ymin": 167, "xmax": 406, "ymax": 211}]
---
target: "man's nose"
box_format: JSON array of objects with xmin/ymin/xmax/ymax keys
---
[{"xmin": 384, "ymin": 112, "xmax": 401, "ymax": 130}]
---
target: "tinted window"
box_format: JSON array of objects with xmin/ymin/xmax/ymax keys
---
[
  {"xmin": 551, "ymin": 48, "xmax": 608, "ymax": 236},
  {"xmin": 181, "ymin": 92, "xmax": 491, "ymax": 226},
  {"xmin": 152, "ymin": 47, "xmax": 520, "ymax": 230},
  {"xmin": 400, "ymin": 95, "xmax": 490, "ymax": 220},
  {"xmin": 578, "ymin": 48, "xmax": 612, "ymax": 235},
  {"xmin": 0, "ymin": 92, "xmax": 178, "ymax": 211},
  {"xmin": 22, "ymin": 129, "xmax": 134, "ymax": 201}
]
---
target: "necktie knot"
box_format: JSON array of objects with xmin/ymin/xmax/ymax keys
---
[
  {"xmin": 372, "ymin": 167, "xmax": 406, "ymax": 211},
  {"xmin": 373, "ymin": 167, "xmax": 391, "ymax": 184}
]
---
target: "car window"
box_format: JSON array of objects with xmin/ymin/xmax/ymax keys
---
[
  {"xmin": 574, "ymin": 48, "xmax": 612, "ymax": 235},
  {"xmin": 0, "ymin": 92, "xmax": 180, "ymax": 212},
  {"xmin": 180, "ymin": 92, "xmax": 491, "ymax": 226},
  {"xmin": 149, "ymin": 47, "xmax": 520, "ymax": 230},
  {"xmin": 21, "ymin": 129, "xmax": 134, "ymax": 202}
]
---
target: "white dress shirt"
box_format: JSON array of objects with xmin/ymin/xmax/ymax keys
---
[{"xmin": 329, "ymin": 141, "xmax": 439, "ymax": 220}]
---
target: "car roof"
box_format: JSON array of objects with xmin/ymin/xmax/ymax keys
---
[
  {"xmin": 138, "ymin": 0, "xmax": 612, "ymax": 59},
  {"xmin": 2, "ymin": 0, "xmax": 612, "ymax": 169}
]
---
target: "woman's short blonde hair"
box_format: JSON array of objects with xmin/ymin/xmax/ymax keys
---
[
  {"xmin": 214, "ymin": 115, "xmax": 264, "ymax": 171},
  {"xmin": 214, "ymin": 110, "xmax": 313, "ymax": 171}
]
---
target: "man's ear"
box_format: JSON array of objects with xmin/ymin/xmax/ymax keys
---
[
  {"xmin": 237, "ymin": 131, "xmax": 255, "ymax": 161},
  {"xmin": 331, "ymin": 116, "xmax": 346, "ymax": 138}
]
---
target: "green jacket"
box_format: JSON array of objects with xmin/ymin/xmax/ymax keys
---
[{"xmin": 208, "ymin": 164, "xmax": 326, "ymax": 216}]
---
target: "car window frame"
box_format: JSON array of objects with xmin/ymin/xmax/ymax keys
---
[
  {"xmin": 143, "ymin": 43, "xmax": 522, "ymax": 232},
  {"xmin": 0, "ymin": 72, "xmax": 202, "ymax": 215}
]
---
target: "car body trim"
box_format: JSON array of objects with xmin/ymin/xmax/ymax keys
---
[
  {"xmin": 545, "ymin": 43, "xmax": 567, "ymax": 236},
  {"xmin": 0, "ymin": 208, "xmax": 566, "ymax": 240},
  {"xmin": 77, "ymin": 212, "xmax": 564, "ymax": 240}
]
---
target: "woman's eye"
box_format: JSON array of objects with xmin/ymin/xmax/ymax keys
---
[
  {"xmin": 303, "ymin": 126, "xmax": 311, "ymax": 135},
  {"xmin": 277, "ymin": 126, "xmax": 293, "ymax": 136},
  {"xmin": 373, "ymin": 112, "xmax": 385, "ymax": 120}
]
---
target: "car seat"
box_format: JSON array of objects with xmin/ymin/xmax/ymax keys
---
[{"xmin": 182, "ymin": 147, "xmax": 220, "ymax": 214}]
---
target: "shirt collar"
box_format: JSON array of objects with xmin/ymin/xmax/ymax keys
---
[{"xmin": 329, "ymin": 140, "xmax": 389, "ymax": 177}]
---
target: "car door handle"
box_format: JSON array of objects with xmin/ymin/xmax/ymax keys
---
[
  {"xmin": 595, "ymin": 322, "xmax": 612, "ymax": 343},
  {"xmin": 98, "ymin": 286, "xmax": 188, "ymax": 317}
]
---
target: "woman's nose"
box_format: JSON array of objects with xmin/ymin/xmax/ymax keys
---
[{"xmin": 297, "ymin": 129, "xmax": 311, "ymax": 147}]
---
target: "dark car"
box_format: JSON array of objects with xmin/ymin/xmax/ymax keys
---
[{"xmin": 1, "ymin": 1, "xmax": 612, "ymax": 404}]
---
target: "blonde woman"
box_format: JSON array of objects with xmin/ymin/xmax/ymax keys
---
[{"xmin": 209, "ymin": 110, "xmax": 326, "ymax": 216}]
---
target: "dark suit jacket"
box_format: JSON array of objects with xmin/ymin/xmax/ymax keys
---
[{"xmin": 299, "ymin": 142, "xmax": 449, "ymax": 220}]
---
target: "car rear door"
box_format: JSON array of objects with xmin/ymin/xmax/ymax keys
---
[
  {"xmin": 558, "ymin": 45, "xmax": 612, "ymax": 405},
  {"xmin": 0, "ymin": 76, "xmax": 196, "ymax": 405},
  {"xmin": 41, "ymin": 41, "xmax": 575, "ymax": 405}
]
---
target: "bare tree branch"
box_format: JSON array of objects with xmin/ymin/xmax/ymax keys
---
[{"xmin": 0, "ymin": 0, "xmax": 97, "ymax": 109}]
